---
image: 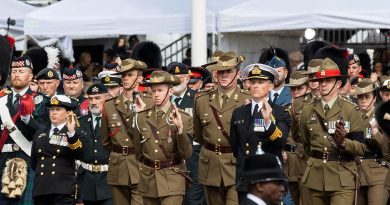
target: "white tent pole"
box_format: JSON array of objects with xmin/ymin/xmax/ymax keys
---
[{"xmin": 191, "ymin": 0, "xmax": 207, "ymax": 66}]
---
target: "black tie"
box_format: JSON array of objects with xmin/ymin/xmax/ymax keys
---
[
  {"xmin": 13, "ymin": 94, "xmax": 20, "ymax": 111},
  {"xmin": 94, "ymin": 117, "xmax": 101, "ymax": 137},
  {"xmin": 174, "ymin": 97, "xmax": 182, "ymax": 106},
  {"xmin": 272, "ymin": 93, "xmax": 279, "ymax": 103},
  {"xmin": 253, "ymin": 104, "xmax": 261, "ymax": 118},
  {"xmin": 53, "ymin": 127, "xmax": 59, "ymax": 135}
]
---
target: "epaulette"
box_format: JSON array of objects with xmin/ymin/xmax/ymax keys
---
[
  {"xmin": 69, "ymin": 96, "xmax": 79, "ymax": 102},
  {"xmin": 106, "ymin": 96, "xmax": 118, "ymax": 102},
  {"xmin": 309, "ymin": 96, "xmax": 320, "ymax": 105},
  {"xmin": 0, "ymin": 89, "xmax": 11, "ymax": 98},
  {"xmin": 341, "ymin": 96, "xmax": 359, "ymax": 110},
  {"xmin": 195, "ymin": 89, "xmax": 211, "ymax": 98},
  {"xmin": 178, "ymin": 108, "xmax": 191, "ymax": 117},
  {"xmin": 141, "ymin": 93, "xmax": 152, "ymax": 98},
  {"xmin": 240, "ymin": 89, "xmax": 251, "ymax": 95}
]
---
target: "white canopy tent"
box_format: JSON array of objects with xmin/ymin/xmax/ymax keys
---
[{"xmin": 217, "ymin": 0, "xmax": 390, "ymax": 32}]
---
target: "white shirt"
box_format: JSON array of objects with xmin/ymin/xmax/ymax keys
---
[
  {"xmin": 171, "ymin": 88, "xmax": 187, "ymax": 105},
  {"xmin": 247, "ymin": 193, "xmax": 267, "ymax": 205},
  {"xmin": 321, "ymin": 96, "xmax": 338, "ymax": 111},
  {"xmin": 11, "ymin": 86, "xmax": 29, "ymax": 103},
  {"xmin": 50, "ymin": 122, "xmax": 66, "ymax": 137},
  {"xmin": 92, "ymin": 114, "xmax": 102, "ymax": 128},
  {"xmin": 270, "ymin": 86, "xmax": 284, "ymax": 102}
]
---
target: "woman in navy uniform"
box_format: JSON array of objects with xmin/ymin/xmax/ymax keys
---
[{"xmin": 31, "ymin": 95, "xmax": 83, "ymax": 205}]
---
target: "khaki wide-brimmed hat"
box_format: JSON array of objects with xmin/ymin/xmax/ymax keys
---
[
  {"xmin": 285, "ymin": 71, "xmax": 308, "ymax": 87},
  {"xmin": 148, "ymin": 70, "xmax": 181, "ymax": 86},
  {"xmin": 207, "ymin": 51, "xmax": 246, "ymax": 71},
  {"xmin": 353, "ymin": 78, "xmax": 377, "ymax": 96},
  {"xmin": 117, "ymin": 58, "xmax": 147, "ymax": 74}
]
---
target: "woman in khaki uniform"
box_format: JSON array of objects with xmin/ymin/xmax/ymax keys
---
[
  {"xmin": 133, "ymin": 71, "xmax": 193, "ymax": 205},
  {"xmin": 354, "ymin": 79, "xmax": 388, "ymax": 205}
]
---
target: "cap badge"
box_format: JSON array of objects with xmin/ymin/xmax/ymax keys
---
[
  {"xmin": 48, "ymin": 71, "xmax": 53, "ymax": 78},
  {"xmin": 76, "ymin": 70, "xmax": 83, "ymax": 78},
  {"xmin": 51, "ymin": 97, "xmax": 59, "ymax": 105},
  {"xmin": 188, "ymin": 70, "xmax": 192, "ymax": 75},
  {"xmin": 170, "ymin": 76, "xmax": 175, "ymax": 82},
  {"xmin": 252, "ymin": 66, "xmax": 261, "ymax": 75},
  {"xmin": 104, "ymin": 75, "xmax": 110, "ymax": 83},
  {"xmin": 222, "ymin": 61, "xmax": 227, "ymax": 67},
  {"xmin": 92, "ymin": 86, "xmax": 99, "ymax": 93},
  {"xmin": 151, "ymin": 76, "xmax": 158, "ymax": 83},
  {"xmin": 25, "ymin": 60, "xmax": 30, "ymax": 66},
  {"xmin": 175, "ymin": 66, "xmax": 180, "ymax": 74},
  {"xmin": 321, "ymin": 69, "xmax": 326, "ymax": 76}
]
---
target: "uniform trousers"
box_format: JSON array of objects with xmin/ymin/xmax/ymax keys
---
[
  {"xmin": 357, "ymin": 184, "xmax": 388, "ymax": 205},
  {"xmin": 204, "ymin": 184, "xmax": 238, "ymax": 205},
  {"xmin": 110, "ymin": 184, "xmax": 142, "ymax": 205},
  {"xmin": 34, "ymin": 194, "xmax": 74, "ymax": 205},
  {"xmin": 142, "ymin": 195, "xmax": 183, "ymax": 205},
  {"xmin": 309, "ymin": 189, "xmax": 354, "ymax": 205}
]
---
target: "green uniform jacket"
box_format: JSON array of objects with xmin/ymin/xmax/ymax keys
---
[
  {"xmin": 193, "ymin": 87, "xmax": 251, "ymax": 187},
  {"xmin": 133, "ymin": 105, "xmax": 193, "ymax": 198},
  {"xmin": 299, "ymin": 96, "xmax": 365, "ymax": 191}
]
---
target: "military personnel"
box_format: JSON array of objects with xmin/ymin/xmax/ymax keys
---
[
  {"xmin": 100, "ymin": 58, "xmax": 149, "ymax": 205},
  {"xmin": 299, "ymin": 58, "xmax": 365, "ymax": 205},
  {"xmin": 229, "ymin": 63, "xmax": 290, "ymax": 203},
  {"xmin": 353, "ymin": 79, "xmax": 388, "ymax": 205},
  {"xmin": 379, "ymin": 76, "xmax": 390, "ymax": 103},
  {"xmin": 36, "ymin": 67, "xmax": 61, "ymax": 97},
  {"xmin": 166, "ymin": 62, "xmax": 203, "ymax": 205},
  {"xmin": 267, "ymin": 56, "xmax": 292, "ymax": 107},
  {"xmin": 188, "ymin": 66, "xmax": 208, "ymax": 92},
  {"xmin": 348, "ymin": 54, "xmax": 363, "ymax": 80},
  {"xmin": 193, "ymin": 51, "xmax": 251, "ymax": 205},
  {"xmin": 133, "ymin": 70, "xmax": 193, "ymax": 205},
  {"xmin": 77, "ymin": 83, "xmax": 113, "ymax": 205},
  {"xmin": 63, "ymin": 67, "xmax": 88, "ymax": 116},
  {"xmin": 98, "ymin": 70, "xmax": 123, "ymax": 100},
  {"xmin": 240, "ymin": 154, "xmax": 287, "ymax": 205},
  {"xmin": 31, "ymin": 95, "xmax": 83, "ymax": 205},
  {"xmin": 0, "ymin": 56, "xmax": 48, "ymax": 205}
]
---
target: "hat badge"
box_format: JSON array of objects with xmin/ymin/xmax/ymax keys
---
[
  {"xmin": 25, "ymin": 60, "xmax": 30, "ymax": 66},
  {"xmin": 252, "ymin": 66, "xmax": 261, "ymax": 75},
  {"xmin": 76, "ymin": 70, "xmax": 83, "ymax": 78},
  {"xmin": 92, "ymin": 86, "xmax": 99, "ymax": 93},
  {"xmin": 170, "ymin": 76, "xmax": 175, "ymax": 82},
  {"xmin": 222, "ymin": 61, "xmax": 227, "ymax": 67},
  {"xmin": 48, "ymin": 71, "xmax": 53, "ymax": 78},
  {"xmin": 175, "ymin": 66, "xmax": 180, "ymax": 74},
  {"xmin": 387, "ymin": 82, "xmax": 390, "ymax": 89},
  {"xmin": 188, "ymin": 70, "xmax": 192, "ymax": 75},
  {"xmin": 151, "ymin": 76, "xmax": 158, "ymax": 83},
  {"xmin": 104, "ymin": 75, "xmax": 110, "ymax": 83},
  {"xmin": 321, "ymin": 68, "xmax": 326, "ymax": 76},
  {"xmin": 51, "ymin": 97, "xmax": 59, "ymax": 105}
]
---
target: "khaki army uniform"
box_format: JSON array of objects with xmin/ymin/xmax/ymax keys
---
[
  {"xmin": 193, "ymin": 87, "xmax": 251, "ymax": 205},
  {"xmin": 133, "ymin": 104, "xmax": 193, "ymax": 205},
  {"xmin": 100, "ymin": 58, "xmax": 149, "ymax": 205}
]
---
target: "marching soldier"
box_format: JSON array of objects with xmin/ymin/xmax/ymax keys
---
[
  {"xmin": 166, "ymin": 62, "xmax": 203, "ymax": 205},
  {"xmin": 31, "ymin": 95, "xmax": 83, "ymax": 205},
  {"xmin": 77, "ymin": 83, "xmax": 113, "ymax": 205},
  {"xmin": 299, "ymin": 58, "xmax": 365, "ymax": 205},
  {"xmin": 0, "ymin": 56, "xmax": 48, "ymax": 205},
  {"xmin": 354, "ymin": 79, "xmax": 388, "ymax": 205},
  {"xmin": 133, "ymin": 70, "xmax": 193, "ymax": 205},
  {"xmin": 193, "ymin": 51, "xmax": 251, "ymax": 205},
  {"xmin": 62, "ymin": 67, "xmax": 89, "ymax": 116},
  {"xmin": 229, "ymin": 63, "xmax": 290, "ymax": 203},
  {"xmin": 100, "ymin": 58, "xmax": 150, "ymax": 205}
]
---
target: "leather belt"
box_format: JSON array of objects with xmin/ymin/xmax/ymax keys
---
[
  {"xmin": 204, "ymin": 143, "xmax": 232, "ymax": 154},
  {"xmin": 141, "ymin": 157, "xmax": 182, "ymax": 170},
  {"xmin": 311, "ymin": 150, "xmax": 354, "ymax": 162},
  {"xmin": 1, "ymin": 144, "xmax": 21, "ymax": 152},
  {"xmin": 111, "ymin": 144, "xmax": 135, "ymax": 155},
  {"xmin": 284, "ymin": 144, "xmax": 296, "ymax": 153},
  {"xmin": 80, "ymin": 162, "xmax": 108, "ymax": 172}
]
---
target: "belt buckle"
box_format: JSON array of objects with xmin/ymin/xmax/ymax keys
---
[
  {"xmin": 215, "ymin": 144, "xmax": 222, "ymax": 155},
  {"xmin": 92, "ymin": 165, "xmax": 101, "ymax": 173},
  {"xmin": 154, "ymin": 160, "xmax": 160, "ymax": 170},
  {"xmin": 322, "ymin": 151, "xmax": 328, "ymax": 163},
  {"xmin": 122, "ymin": 146, "xmax": 128, "ymax": 156},
  {"xmin": 12, "ymin": 144, "xmax": 20, "ymax": 151}
]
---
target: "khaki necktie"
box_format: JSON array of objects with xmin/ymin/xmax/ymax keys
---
[
  {"xmin": 156, "ymin": 110, "xmax": 164, "ymax": 125},
  {"xmin": 221, "ymin": 94, "xmax": 229, "ymax": 108},
  {"xmin": 324, "ymin": 104, "xmax": 330, "ymax": 116}
]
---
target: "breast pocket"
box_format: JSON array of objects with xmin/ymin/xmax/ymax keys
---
[
  {"xmin": 108, "ymin": 121, "xmax": 122, "ymax": 137},
  {"xmin": 107, "ymin": 154, "xmax": 119, "ymax": 182}
]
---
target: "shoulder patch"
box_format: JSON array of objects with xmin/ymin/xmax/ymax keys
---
[{"xmin": 34, "ymin": 95, "xmax": 43, "ymax": 104}]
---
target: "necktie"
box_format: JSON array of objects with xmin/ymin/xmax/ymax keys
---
[
  {"xmin": 324, "ymin": 104, "xmax": 330, "ymax": 116},
  {"xmin": 125, "ymin": 100, "xmax": 132, "ymax": 110},
  {"xmin": 272, "ymin": 93, "xmax": 279, "ymax": 103},
  {"xmin": 94, "ymin": 117, "xmax": 101, "ymax": 136},
  {"xmin": 221, "ymin": 94, "xmax": 229, "ymax": 108},
  {"xmin": 53, "ymin": 127, "xmax": 59, "ymax": 135},
  {"xmin": 174, "ymin": 97, "xmax": 182, "ymax": 106},
  {"xmin": 156, "ymin": 110, "xmax": 164, "ymax": 125},
  {"xmin": 253, "ymin": 104, "xmax": 262, "ymax": 119},
  {"xmin": 13, "ymin": 94, "xmax": 20, "ymax": 111}
]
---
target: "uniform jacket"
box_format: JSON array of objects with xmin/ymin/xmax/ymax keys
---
[
  {"xmin": 77, "ymin": 113, "xmax": 112, "ymax": 201},
  {"xmin": 174, "ymin": 88, "xmax": 196, "ymax": 110},
  {"xmin": 229, "ymin": 101, "xmax": 290, "ymax": 191},
  {"xmin": 299, "ymin": 96, "xmax": 365, "ymax": 191},
  {"xmin": 31, "ymin": 125, "xmax": 83, "ymax": 197},
  {"xmin": 133, "ymin": 105, "xmax": 193, "ymax": 197},
  {"xmin": 100, "ymin": 93, "xmax": 152, "ymax": 186},
  {"xmin": 269, "ymin": 86, "xmax": 291, "ymax": 107},
  {"xmin": 193, "ymin": 87, "xmax": 251, "ymax": 187},
  {"xmin": 359, "ymin": 106, "xmax": 387, "ymax": 186}
]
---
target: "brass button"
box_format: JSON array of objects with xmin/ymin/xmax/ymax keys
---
[
  {"xmin": 157, "ymin": 131, "xmax": 160, "ymax": 134},
  {"xmin": 154, "ymin": 149, "xmax": 158, "ymax": 153},
  {"xmin": 219, "ymin": 115, "xmax": 222, "ymax": 118},
  {"xmin": 323, "ymin": 136, "xmax": 327, "ymax": 139},
  {"xmin": 245, "ymin": 143, "xmax": 249, "ymax": 147},
  {"xmin": 94, "ymin": 160, "xmax": 98, "ymax": 164},
  {"xmin": 245, "ymin": 150, "xmax": 250, "ymax": 155},
  {"xmin": 41, "ymin": 156, "xmax": 45, "ymax": 160},
  {"xmin": 217, "ymin": 138, "xmax": 221, "ymax": 142},
  {"xmin": 52, "ymin": 163, "xmax": 56, "ymax": 167},
  {"xmin": 38, "ymin": 149, "xmax": 42, "ymax": 153},
  {"xmin": 202, "ymin": 120, "xmax": 206, "ymax": 123},
  {"xmin": 52, "ymin": 156, "xmax": 56, "ymax": 159},
  {"xmin": 40, "ymin": 172, "xmax": 44, "ymax": 176},
  {"xmin": 94, "ymin": 150, "xmax": 97, "ymax": 153},
  {"xmin": 40, "ymin": 164, "xmax": 44, "ymax": 168},
  {"xmin": 155, "ymin": 140, "xmax": 158, "ymax": 143},
  {"xmin": 51, "ymin": 171, "xmax": 55, "ymax": 175},
  {"xmin": 217, "ymin": 126, "xmax": 221, "ymax": 130},
  {"xmin": 94, "ymin": 140, "xmax": 97, "ymax": 143},
  {"xmin": 125, "ymin": 139, "xmax": 129, "ymax": 142},
  {"xmin": 56, "ymin": 149, "xmax": 60, "ymax": 153}
]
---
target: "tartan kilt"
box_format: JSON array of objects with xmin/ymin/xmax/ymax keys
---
[{"xmin": 16, "ymin": 169, "xmax": 35, "ymax": 205}]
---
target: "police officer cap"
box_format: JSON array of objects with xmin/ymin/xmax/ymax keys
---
[
  {"xmin": 86, "ymin": 83, "xmax": 108, "ymax": 95},
  {"xmin": 148, "ymin": 71, "xmax": 181, "ymax": 86},
  {"xmin": 36, "ymin": 68, "xmax": 60, "ymax": 80},
  {"xmin": 242, "ymin": 154, "xmax": 287, "ymax": 185},
  {"xmin": 245, "ymin": 64, "xmax": 279, "ymax": 84},
  {"xmin": 46, "ymin": 95, "xmax": 77, "ymax": 110},
  {"xmin": 167, "ymin": 62, "xmax": 189, "ymax": 75},
  {"xmin": 266, "ymin": 56, "xmax": 286, "ymax": 68},
  {"xmin": 63, "ymin": 67, "xmax": 83, "ymax": 81},
  {"xmin": 11, "ymin": 56, "xmax": 33, "ymax": 70},
  {"xmin": 98, "ymin": 71, "xmax": 122, "ymax": 87}
]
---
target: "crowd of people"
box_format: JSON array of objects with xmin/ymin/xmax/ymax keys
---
[{"xmin": 0, "ymin": 34, "xmax": 390, "ymax": 205}]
